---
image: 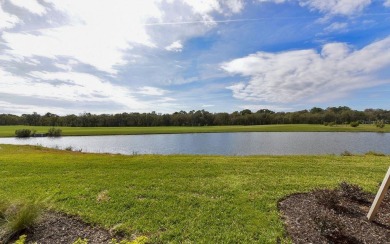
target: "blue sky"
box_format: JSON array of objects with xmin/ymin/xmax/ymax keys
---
[{"xmin": 1, "ymin": 0, "xmax": 390, "ymax": 115}]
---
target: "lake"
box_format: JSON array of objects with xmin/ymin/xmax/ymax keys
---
[{"xmin": 0, "ymin": 132, "xmax": 389, "ymax": 155}]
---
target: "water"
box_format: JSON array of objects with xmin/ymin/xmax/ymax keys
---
[{"xmin": 0, "ymin": 132, "xmax": 389, "ymax": 155}]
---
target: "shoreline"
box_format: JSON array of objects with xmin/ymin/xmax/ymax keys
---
[{"xmin": 0, "ymin": 124, "xmax": 388, "ymax": 137}]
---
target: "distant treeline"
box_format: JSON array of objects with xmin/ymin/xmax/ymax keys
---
[{"xmin": 1, "ymin": 106, "xmax": 389, "ymax": 127}]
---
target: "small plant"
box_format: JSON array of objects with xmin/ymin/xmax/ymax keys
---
[
  {"xmin": 349, "ymin": 121, "xmax": 359, "ymax": 127},
  {"xmin": 340, "ymin": 150, "xmax": 353, "ymax": 156},
  {"xmin": 47, "ymin": 127, "xmax": 62, "ymax": 137},
  {"xmin": 365, "ymin": 151, "xmax": 385, "ymax": 156},
  {"xmin": 323, "ymin": 122, "xmax": 329, "ymax": 126},
  {"xmin": 14, "ymin": 234, "xmax": 27, "ymax": 244},
  {"xmin": 15, "ymin": 129, "xmax": 31, "ymax": 138},
  {"xmin": 0, "ymin": 201, "xmax": 42, "ymax": 243},
  {"xmin": 328, "ymin": 122, "xmax": 335, "ymax": 127},
  {"xmin": 73, "ymin": 238, "xmax": 89, "ymax": 244},
  {"xmin": 65, "ymin": 146, "xmax": 73, "ymax": 151},
  {"xmin": 109, "ymin": 236, "xmax": 149, "ymax": 244}
]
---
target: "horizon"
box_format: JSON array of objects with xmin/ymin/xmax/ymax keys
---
[{"xmin": 1, "ymin": 0, "xmax": 390, "ymax": 115}]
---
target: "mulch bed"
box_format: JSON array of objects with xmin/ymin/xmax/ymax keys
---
[
  {"xmin": 278, "ymin": 182, "xmax": 390, "ymax": 243},
  {"xmin": 19, "ymin": 212, "xmax": 119, "ymax": 244}
]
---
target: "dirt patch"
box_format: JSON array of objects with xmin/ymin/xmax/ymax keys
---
[
  {"xmin": 17, "ymin": 211, "xmax": 120, "ymax": 244},
  {"xmin": 278, "ymin": 182, "xmax": 390, "ymax": 243}
]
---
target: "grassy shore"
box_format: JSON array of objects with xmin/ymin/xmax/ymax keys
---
[
  {"xmin": 0, "ymin": 124, "xmax": 388, "ymax": 137},
  {"xmin": 0, "ymin": 144, "xmax": 388, "ymax": 243}
]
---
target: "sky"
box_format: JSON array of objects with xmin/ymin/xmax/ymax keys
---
[{"xmin": 1, "ymin": 0, "xmax": 390, "ymax": 115}]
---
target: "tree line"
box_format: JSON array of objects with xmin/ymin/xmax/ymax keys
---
[{"xmin": 0, "ymin": 106, "xmax": 389, "ymax": 127}]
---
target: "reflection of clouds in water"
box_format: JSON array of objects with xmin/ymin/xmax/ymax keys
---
[{"xmin": 0, "ymin": 133, "xmax": 389, "ymax": 155}]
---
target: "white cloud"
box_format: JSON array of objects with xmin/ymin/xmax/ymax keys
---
[
  {"xmin": 1, "ymin": 0, "xmax": 243, "ymax": 75},
  {"xmin": 0, "ymin": 68, "xmax": 147, "ymax": 110},
  {"xmin": 202, "ymin": 104, "xmax": 215, "ymax": 108},
  {"xmin": 224, "ymin": 0, "xmax": 244, "ymax": 13},
  {"xmin": 0, "ymin": 6, "xmax": 19, "ymax": 29},
  {"xmin": 0, "ymin": 101, "xmax": 71, "ymax": 115},
  {"xmin": 299, "ymin": 0, "xmax": 372, "ymax": 16},
  {"xmin": 256, "ymin": 0, "xmax": 287, "ymax": 3},
  {"xmin": 324, "ymin": 22, "xmax": 348, "ymax": 32},
  {"xmin": 137, "ymin": 86, "xmax": 169, "ymax": 96},
  {"xmin": 222, "ymin": 36, "xmax": 390, "ymax": 103},
  {"xmin": 182, "ymin": 0, "xmax": 222, "ymax": 17},
  {"xmin": 165, "ymin": 40, "xmax": 183, "ymax": 52},
  {"xmin": 9, "ymin": 0, "xmax": 47, "ymax": 15},
  {"xmin": 385, "ymin": 0, "xmax": 390, "ymax": 7},
  {"xmin": 2, "ymin": 0, "xmax": 163, "ymax": 74}
]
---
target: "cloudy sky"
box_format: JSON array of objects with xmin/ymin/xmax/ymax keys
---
[{"xmin": 1, "ymin": 0, "xmax": 390, "ymax": 115}]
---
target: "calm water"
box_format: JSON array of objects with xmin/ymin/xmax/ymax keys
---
[{"xmin": 1, "ymin": 132, "xmax": 389, "ymax": 155}]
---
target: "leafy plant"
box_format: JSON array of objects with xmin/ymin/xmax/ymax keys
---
[
  {"xmin": 349, "ymin": 121, "xmax": 359, "ymax": 127},
  {"xmin": 14, "ymin": 129, "xmax": 32, "ymax": 138},
  {"xmin": 47, "ymin": 127, "xmax": 62, "ymax": 137}
]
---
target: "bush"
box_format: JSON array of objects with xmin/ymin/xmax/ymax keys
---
[
  {"xmin": 340, "ymin": 150, "xmax": 353, "ymax": 156},
  {"xmin": 47, "ymin": 127, "xmax": 62, "ymax": 137},
  {"xmin": 365, "ymin": 151, "xmax": 385, "ymax": 156},
  {"xmin": 328, "ymin": 122, "xmax": 336, "ymax": 127},
  {"xmin": 15, "ymin": 129, "xmax": 31, "ymax": 138},
  {"xmin": 375, "ymin": 120, "xmax": 385, "ymax": 128},
  {"xmin": 349, "ymin": 121, "xmax": 359, "ymax": 127}
]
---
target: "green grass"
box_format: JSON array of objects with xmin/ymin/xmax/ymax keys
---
[
  {"xmin": 0, "ymin": 144, "xmax": 388, "ymax": 243},
  {"xmin": 0, "ymin": 124, "xmax": 388, "ymax": 137}
]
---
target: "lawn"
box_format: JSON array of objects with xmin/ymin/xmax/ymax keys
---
[
  {"xmin": 0, "ymin": 144, "xmax": 388, "ymax": 243},
  {"xmin": 0, "ymin": 124, "xmax": 388, "ymax": 137}
]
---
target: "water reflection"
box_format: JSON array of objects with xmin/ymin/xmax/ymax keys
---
[{"xmin": 0, "ymin": 132, "xmax": 389, "ymax": 155}]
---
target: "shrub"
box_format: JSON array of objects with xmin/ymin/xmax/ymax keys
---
[
  {"xmin": 375, "ymin": 120, "xmax": 385, "ymax": 128},
  {"xmin": 328, "ymin": 122, "xmax": 336, "ymax": 127},
  {"xmin": 349, "ymin": 121, "xmax": 359, "ymax": 127},
  {"xmin": 0, "ymin": 201, "xmax": 42, "ymax": 243},
  {"xmin": 47, "ymin": 127, "xmax": 62, "ymax": 137},
  {"xmin": 365, "ymin": 151, "xmax": 385, "ymax": 156},
  {"xmin": 340, "ymin": 150, "xmax": 353, "ymax": 156},
  {"xmin": 15, "ymin": 129, "xmax": 31, "ymax": 138}
]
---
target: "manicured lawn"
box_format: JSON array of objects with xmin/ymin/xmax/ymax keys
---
[
  {"xmin": 0, "ymin": 144, "xmax": 388, "ymax": 243},
  {"xmin": 0, "ymin": 124, "xmax": 388, "ymax": 137}
]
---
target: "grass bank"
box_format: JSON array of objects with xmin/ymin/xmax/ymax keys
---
[
  {"xmin": 0, "ymin": 144, "xmax": 388, "ymax": 242},
  {"xmin": 0, "ymin": 124, "xmax": 388, "ymax": 137}
]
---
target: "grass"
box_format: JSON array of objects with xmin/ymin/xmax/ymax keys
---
[
  {"xmin": 0, "ymin": 200, "xmax": 42, "ymax": 243},
  {"xmin": 0, "ymin": 124, "xmax": 388, "ymax": 137},
  {"xmin": 0, "ymin": 144, "xmax": 388, "ymax": 243}
]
